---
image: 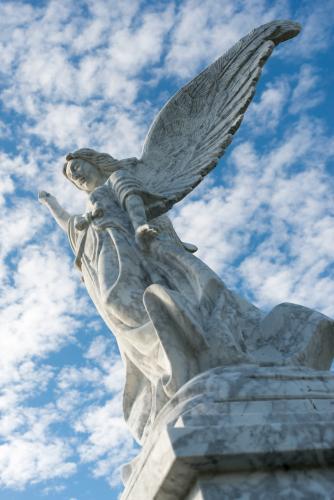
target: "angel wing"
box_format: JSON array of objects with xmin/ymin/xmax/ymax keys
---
[{"xmin": 135, "ymin": 20, "xmax": 300, "ymax": 214}]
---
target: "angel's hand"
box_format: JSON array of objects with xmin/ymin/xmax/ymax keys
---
[
  {"xmin": 135, "ymin": 224, "xmax": 159, "ymax": 249},
  {"xmin": 38, "ymin": 191, "xmax": 56, "ymax": 206},
  {"xmin": 38, "ymin": 191, "xmax": 70, "ymax": 232},
  {"xmin": 74, "ymin": 215, "xmax": 89, "ymax": 231}
]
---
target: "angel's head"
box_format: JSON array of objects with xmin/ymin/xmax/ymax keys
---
[{"xmin": 63, "ymin": 148, "xmax": 120, "ymax": 193}]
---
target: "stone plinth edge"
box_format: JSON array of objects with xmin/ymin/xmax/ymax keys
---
[{"xmin": 122, "ymin": 365, "xmax": 334, "ymax": 499}]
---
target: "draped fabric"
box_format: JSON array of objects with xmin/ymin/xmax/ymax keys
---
[{"xmin": 68, "ymin": 181, "xmax": 261, "ymax": 443}]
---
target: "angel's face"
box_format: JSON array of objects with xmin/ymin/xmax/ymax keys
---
[{"xmin": 66, "ymin": 159, "xmax": 105, "ymax": 192}]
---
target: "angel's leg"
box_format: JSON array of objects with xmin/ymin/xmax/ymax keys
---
[{"xmin": 125, "ymin": 194, "xmax": 158, "ymax": 247}]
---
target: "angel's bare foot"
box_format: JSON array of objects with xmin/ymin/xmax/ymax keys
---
[{"xmin": 135, "ymin": 224, "xmax": 158, "ymax": 249}]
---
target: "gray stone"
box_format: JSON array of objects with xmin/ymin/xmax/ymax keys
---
[
  {"xmin": 39, "ymin": 20, "xmax": 306, "ymax": 445},
  {"xmin": 39, "ymin": 17, "xmax": 334, "ymax": 500},
  {"xmin": 188, "ymin": 471, "xmax": 334, "ymax": 500},
  {"xmin": 122, "ymin": 365, "xmax": 334, "ymax": 499}
]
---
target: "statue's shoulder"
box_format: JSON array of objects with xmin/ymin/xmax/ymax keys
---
[{"xmin": 89, "ymin": 182, "xmax": 116, "ymax": 206}]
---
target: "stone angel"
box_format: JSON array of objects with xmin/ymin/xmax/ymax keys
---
[
  {"xmin": 40, "ymin": 21, "xmax": 306, "ymax": 447},
  {"xmin": 40, "ymin": 20, "xmax": 300, "ymax": 249}
]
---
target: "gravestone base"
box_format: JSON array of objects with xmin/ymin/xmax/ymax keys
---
[
  {"xmin": 121, "ymin": 365, "xmax": 334, "ymax": 499},
  {"xmin": 188, "ymin": 468, "xmax": 334, "ymax": 499}
]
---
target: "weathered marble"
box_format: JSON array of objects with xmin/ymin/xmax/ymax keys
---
[
  {"xmin": 122, "ymin": 365, "xmax": 334, "ymax": 499},
  {"xmin": 39, "ymin": 20, "xmax": 304, "ymax": 445},
  {"xmin": 38, "ymin": 16, "xmax": 334, "ymax": 499},
  {"xmin": 188, "ymin": 470, "xmax": 334, "ymax": 500}
]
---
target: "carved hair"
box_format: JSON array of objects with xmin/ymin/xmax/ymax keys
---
[{"xmin": 63, "ymin": 148, "xmax": 121, "ymax": 180}]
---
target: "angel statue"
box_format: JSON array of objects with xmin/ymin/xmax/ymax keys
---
[{"xmin": 39, "ymin": 21, "xmax": 305, "ymax": 446}]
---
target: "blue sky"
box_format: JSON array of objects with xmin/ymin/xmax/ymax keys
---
[{"xmin": 0, "ymin": 0, "xmax": 333, "ymax": 499}]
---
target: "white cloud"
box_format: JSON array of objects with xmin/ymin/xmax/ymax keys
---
[
  {"xmin": 42, "ymin": 483, "xmax": 66, "ymax": 496},
  {"xmin": 0, "ymin": 362, "xmax": 53, "ymax": 412},
  {"xmin": 289, "ymin": 64, "xmax": 324, "ymax": 114},
  {"xmin": 0, "ymin": 0, "xmax": 333, "ymax": 495},
  {"xmin": 0, "ymin": 437, "xmax": 75, "ymax": 490},
  {"xmin": 0, "ymin": 244, "xmax": 85, "ymax": 362},
  {"xmin": 0, "ymin": 0, "xmax": 174, "ymax": 153},
  {"xmin": 0, "ymin": 201, "xmax": 45, "ymax": 258},
  {"xmin": 0, "ymin": 403, "xmax": 76, "ymax": 490},
  {"xmin": 286, "ymin": 0, "xmax": 334, "ymax": 58},
  {"xmin": 76, "ymin": 396, "xmax": 135, "ymax": 488},
  {"xmin": 165, "ymin": 0, "xmax": 289, "ymax": 79},
  {"xmin": 0, "ymin": 152, "xmax": 39, "ymax": 207},
  {"xmin": 54, "ymin": 335, "xmax": 135, "ymax": 487},
  {"xmin": 107, "ymin": 6, "xmax": 174, "ymax": 74},
  {"xmin": 0, "ymin": 314, "xmax": 131, "ymax": 491},
  {"xmin": 246, "ymin": 79, "xmax": 290, "ymax": 133},
  {"xmin": 174, "ymin": 114, "xmax": 334, "ymax": 315}
]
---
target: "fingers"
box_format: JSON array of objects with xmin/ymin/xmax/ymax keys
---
[
  {"xmin": 38, "ymin": 190, "xmax": 49, "ymax": 198},
  {"xmin": 38, "ymin": 191, "xmax": 51, "ymax": 204},
  {"xmin": 146, "ymin": 228, "xmax": 158, "ymax": 236},
  {"xmin": 136, "ymin": 224, "xmax": 158, "ymax": 237},
  {"xmin": 135, "ymin": 224, "xmax": 159, "ymax": 250},
  {"xmin": 74, "ymin": 215, "xmax": 89, "ymax": 231}
]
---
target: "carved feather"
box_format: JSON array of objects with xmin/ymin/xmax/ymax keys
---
[{"xmin": 136, "ymin": 20, "xmax": 301, "ymax": 214}]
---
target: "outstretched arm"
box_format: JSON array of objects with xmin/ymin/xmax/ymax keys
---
[{"xmin": 38, "ymin": 191, "xmax": 70, "ymax": 232}]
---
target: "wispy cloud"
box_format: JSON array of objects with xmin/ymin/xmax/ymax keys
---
[
  {"xmin": 0, "ymin": 0, "xmax": 333, "ymax": 497},
  {"xmin": 245, "ymin": 78, "xmax": 290, "ymax": 133},
  {"xmin": 289, "ymin": 64, "xmax": 324, "ymax": 114},
  {"xmin": 286, "ymin": 0, "xmax": 334, "ymax": 58},
  {"xmin": 164, "ymin": 0, "xmax": 289, "ymax": 78},
  {"xmin": 0, "ymin": 0, "xmax": 174, "ymax": 153},
  {"xmin": 174, "ymin": 105, "xmax": 334, "ymax": 315}
]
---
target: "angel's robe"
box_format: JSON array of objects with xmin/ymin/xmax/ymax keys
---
[{"xmin": 67, "ymin": 178, "xmax": 261, "ymax": 444}]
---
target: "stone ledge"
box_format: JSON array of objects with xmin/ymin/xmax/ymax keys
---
[{"xmin": 122, "ymin": 420, "xmax": 334, "ymax": 499}]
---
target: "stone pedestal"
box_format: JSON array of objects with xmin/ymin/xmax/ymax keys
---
[{"xmin": 122, "ymin": 365, "xmax": 334, "ymax": 499}]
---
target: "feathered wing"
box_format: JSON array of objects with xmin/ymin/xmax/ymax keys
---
[{"xmin": 136, "ymin": 20, "xmax": 300, "ymax": 211}]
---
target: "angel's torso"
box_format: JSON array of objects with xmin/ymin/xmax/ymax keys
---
[{"xmin": 86, "ymin": 181, "xmax": 134, "ymax": 233}]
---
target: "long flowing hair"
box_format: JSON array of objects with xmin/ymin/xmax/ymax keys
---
[{"xmin": 63, "ymin": 148, "xmax": 121, "ymax": 188}]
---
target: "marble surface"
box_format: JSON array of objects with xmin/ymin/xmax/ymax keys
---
[
  {"xmin": 37, "ymin": 17, "xmax": 334, "ymax": 500},
  {"xmin": 188, "ymin": 470, "xmax": 334, "ymax": 500},
  {"xmin": 38, "ymin": 20, "xmax": 309, "ymax": 445},
  {"xmin": 122, "ymin": 365, "xmax": 334, "ymax": 499}
]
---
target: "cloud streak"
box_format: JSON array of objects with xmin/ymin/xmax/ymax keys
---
[{"xmin": 0, "ymin": 0, "xmax": 333, "ymax": 497}]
